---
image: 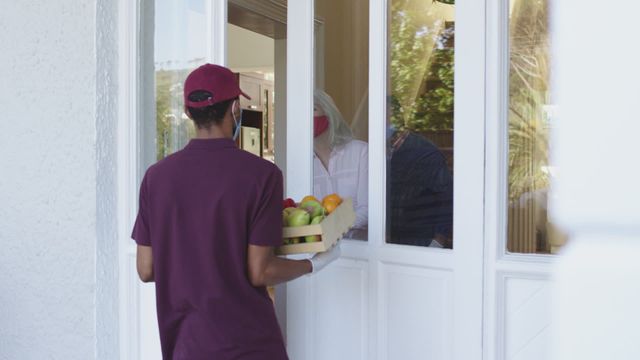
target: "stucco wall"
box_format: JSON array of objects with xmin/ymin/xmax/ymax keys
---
[
  {"xmin": 0, "ymin": 1, "xmax": 113, "ymax": 359},
  {"xmin": 96, "ymin": 0, "xmax": 120, "ymax": 359}
]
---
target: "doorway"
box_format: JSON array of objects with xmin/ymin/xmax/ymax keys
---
[{"xmin": 118, "ymin": 1, "xmax": 507, "ymax": 359}]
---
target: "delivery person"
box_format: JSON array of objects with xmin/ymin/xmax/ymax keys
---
[{"xmin": 131, "ymin": 63, "xmax": 341, "ymax": 360}]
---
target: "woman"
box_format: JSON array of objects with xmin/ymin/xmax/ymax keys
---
[{"xmin": 313, "ymin": 89, "xmax": 368, "ymax": 232}]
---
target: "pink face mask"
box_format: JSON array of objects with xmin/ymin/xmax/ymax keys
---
[{"xmin": 314, "ymin": 116, "xmax": 329, "ymax": 138}]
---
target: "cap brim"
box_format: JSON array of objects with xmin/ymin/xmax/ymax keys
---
[{"xmin": 240, "ymin": 90, "xmax": 252, "ymax": 100}]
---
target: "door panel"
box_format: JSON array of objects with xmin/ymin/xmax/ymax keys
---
[
  {"xmin": 503, "ymin": 277, "xmax": 552, "ymax": 360},
  {"xmin": 313, "ymin": 260, "xmax": 369, "ymax": 360},
  {"xmin": 380, "ymin": 264, "xmax": 453, "ymax": 360}
]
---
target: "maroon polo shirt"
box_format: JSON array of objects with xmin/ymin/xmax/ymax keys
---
[{"xmin": 131, "ymin": 138, "xmax": 288, "ymax": 360}]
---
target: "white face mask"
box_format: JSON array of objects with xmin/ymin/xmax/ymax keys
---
[{"xmin": 231, "ymin": 100, "xmax": 243, "ymax": 140}]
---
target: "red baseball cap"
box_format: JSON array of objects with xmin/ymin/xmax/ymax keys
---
[{"xmin": 183, "ymin": 63, "xmax": 251, "ymax": 108}]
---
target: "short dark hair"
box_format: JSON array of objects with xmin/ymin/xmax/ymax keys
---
[{"xmin": 186, "ymin": 91, "xmax": 236, "ymax": 129}]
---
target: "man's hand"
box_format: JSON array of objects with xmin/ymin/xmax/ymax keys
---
[{"xmin": 309, "ymin": 243, "xmax": 341, "ymax": 274}]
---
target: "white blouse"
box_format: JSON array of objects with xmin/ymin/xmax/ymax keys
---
[{"xmin": 313, "ymin": 140, "xmax": 368, "ymax": 229}]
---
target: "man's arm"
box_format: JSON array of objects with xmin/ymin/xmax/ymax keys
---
[
  {"xmin": 136, "ymin": 245, "xmax": 154, "ymax": 283},
  {"xmin": 247, "ymin": 245, "xmax": 311, "ymax": 287}
]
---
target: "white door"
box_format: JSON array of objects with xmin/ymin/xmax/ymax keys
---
[{"xmin": 284, "ymin": 1, "xmax": 485, "ymax": 359}]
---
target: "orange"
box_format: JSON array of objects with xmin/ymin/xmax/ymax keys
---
[
  {"xmin": 322, "ymin": 198, "xmax": 340, "ymax": 208},
  {"xmin": 301, "ymin": 195, "xmax": 319, "ymax": 203},
  {"xmin": 322, "ymin": 193, "xmax": 342, "ymax": 205},
  {"xmin": 323, "ymin": 201, "xmax": 339, "ymax": 214}
]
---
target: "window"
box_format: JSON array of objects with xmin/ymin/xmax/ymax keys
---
[
  {"xmin": 153, "ymin": 0, "xmax": 208, "ymax": 160},
  {"xmin": 506, "ymin": 0, "xmax": 565, "ymax": 254},
  {"xmin": 313, "ymin": 0, "xmax": 369, "ymax": 240},
  {"xmin": 386, "ymin": 0, "xmax": 455, "ymax": 248}
]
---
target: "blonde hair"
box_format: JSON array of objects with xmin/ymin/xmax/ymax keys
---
[{"xmin": 314, "ymin": 89, "xmax": 353, "ymax": 148}]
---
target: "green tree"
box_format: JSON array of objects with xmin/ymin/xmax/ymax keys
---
[
  {"xmin": 155, "ymin": 69, "xmax": 196, "ymax": 161},
  {"xmin": 389, "ymin": 1, "xmax": 454, "ymax": 132},
  {"xmin": 508, "ymin": 0, "xmax": 550, "ymax": 201}
]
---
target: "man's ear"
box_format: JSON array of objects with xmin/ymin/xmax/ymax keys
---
[
  {"xmin": 225, "ymin": 103, "xmax": 233, "ymax": 119},
  {"xmin": 228, "ymin": 99, "xmax": 238, "ymax": 118}
]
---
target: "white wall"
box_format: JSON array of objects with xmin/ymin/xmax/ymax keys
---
[{"xmin": 0, "ymin": 1, "xmax": 118, "ymax": 359}]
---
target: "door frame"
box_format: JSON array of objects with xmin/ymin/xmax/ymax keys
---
[
  {"xmin": 117, "ymin": 0, "xmax": 143, "ymax": 358},
  {"xmin": 117, "ymin": 0, "xmax": 489, "ymax": 359}
]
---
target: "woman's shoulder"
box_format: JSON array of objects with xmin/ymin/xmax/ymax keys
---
[
  {"xmin": 333, "ymin": 140, "xmax": 368, "ymax": 168},
  {"xmin": 341, "ymin": 139, "xmax": 368, "ymax": 154}
]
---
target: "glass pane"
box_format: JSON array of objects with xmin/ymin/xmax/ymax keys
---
[
  {"xmin": 154, "ymin": 0, "xmax": 207, "ymax": 160},
  {"xmin": 386, "ymin": 0, "xmax": 455, "ymax": 248},
  {"xmin": 312, "ymin": 0, "xmax": 369, "ymax": 240},
  {"xmin": 228, "ymin": 0, "xmax": 287, "ymax": 162},
  {"xmin": 507, "ymin": 0, "xmax": 564, "ymax": 254}
]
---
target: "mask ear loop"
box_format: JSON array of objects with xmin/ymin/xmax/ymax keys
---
[{"xmin": 232, "ymin": 100, "xmax": 242, "ymax": 141}]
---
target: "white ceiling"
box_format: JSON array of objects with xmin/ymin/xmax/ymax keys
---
[{"xmin": 227, "ymin": 23, "xmax": 275, "ymax": 75}]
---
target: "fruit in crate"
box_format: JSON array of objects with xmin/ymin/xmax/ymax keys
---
[
  {"xmin": 322, "ymin": 193, "xmax": 342, "ymax": 205},
  {"xmin": 283, "ymin": 207, "xmax": 296, "ymax": 216},
  {"xmin": 301, "ymin": 195, "xmax": 320, "ymax": 203},
  {"xmin": 322, "ymin": 193, "xmax": 343, "ymax": 214},
  {"xmin": 304, "ymin": 215, "xmax": 325, "ymax": 243},
  {"xmin": 276, "ymin": 198, "xmax": 355, "ymax": 255},
  {"xmin": 282, "ymin": 207, "xmax": 296, "ymax": 225},
  {"xmin": 286, "ymin": 208, "xmax": 311, "ymax": 227},
  {"xmin": 300, "ymin": 200, "xmax": 325, "ymax": 218},
  {"xmin": 323, "ymin": 201, "xmax": 338, "ymax": 214},
  {"xmin": 282, "ymin": 198, "xmax": 296, "ymax": 209}
]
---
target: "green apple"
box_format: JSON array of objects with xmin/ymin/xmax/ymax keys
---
[
  {"xmin": 304, "ymin": 215, "xmax": 324, "ymax": 242},
  {"xmin": 300, "ymin": 200, "xmax": 325, "ymax": 218},
  {"xmin": 283, "ymin": 207, "xmax": 297, "ymax": 226},
  {"xmin": 291, "ymin": 237, "xmax": 302, "ymax": 244},
  {"xmin": 287, "ymin": 208, "xmax": 311, "ymax": 227}
]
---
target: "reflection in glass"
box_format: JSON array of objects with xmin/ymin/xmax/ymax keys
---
[
  {"xmin": 507, "ymin": 0, "xmax": 565, "ymax": 254},
  {"xmin": 386, "ymin": 0, "xmax": 454, "ymax": 248},
  {"xmin": 154, "ymin": 0, "xmax": 207, "ymax": 160},
  {"xmin": 313, "ymin": 0, "xmax": 369, "ymax": 240},
  {"xmin": 227, "ymin": 1, "xmax": 286, "ymax": 163}
]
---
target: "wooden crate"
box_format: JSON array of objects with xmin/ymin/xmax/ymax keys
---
[{"xmin": 275, "ymin": 198, "xmax": 356, "ymax": 255}]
